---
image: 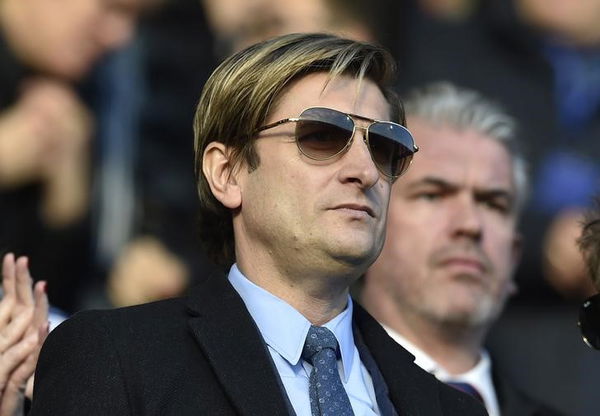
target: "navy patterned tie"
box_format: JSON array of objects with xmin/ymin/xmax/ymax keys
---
[{"xmin": 301, "ymin": 326, "xmax": 354, "ymax": 416}]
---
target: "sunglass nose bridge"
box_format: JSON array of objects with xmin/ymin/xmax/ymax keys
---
[{"xmin": 352, "ymin": 124, "xmax": 369, "ymax": 142}]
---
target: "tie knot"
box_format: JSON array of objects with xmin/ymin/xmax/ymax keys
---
[{"xmin": 302, "ymin": 325, "xmax": 339, "ymax": 362}]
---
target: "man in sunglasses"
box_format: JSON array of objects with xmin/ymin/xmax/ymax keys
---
[
  {"xmin": 362, "ymin": 83, "xmax": 562, "ymax": 416},
  {"xmin": 30, "ymin": 34, "xmax": 485, "ymax": 415}
]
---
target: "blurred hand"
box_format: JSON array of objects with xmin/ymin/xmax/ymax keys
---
[
  {"xmin": 0, "ymin": 88, "xmax": 52, "ymax": 188},
  {"xmin": 27, "ymin": 79, "xmax": 92, "ymax": 227},
  {"xmin": 108, "ymin": 237, "xmax": 189, "ymax": 307},
  {"xmin": 0, "ymin": 253, "xmax": 49, "ymax": 416},
  {"xmin": 0, "ymin": 78, "xmax": 92, "ymax": 226},
  {"xmin": 543, "ymin": 208, "xmax": 596, "ymax": 299}
]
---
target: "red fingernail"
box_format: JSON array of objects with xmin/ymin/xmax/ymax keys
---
[{"xmin": 42, "ymin": 281, "xmax": 48, "ymax": 293}]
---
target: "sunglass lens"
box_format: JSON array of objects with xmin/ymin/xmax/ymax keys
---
[
  {"xmin": 579, "ymin": 294, "xmax": 600, "ymax": 350},
  {"xmin": 369, "ymin": 122, "xmax": 415, "ymax": 177},
  {"xmin": 296, "ymin": 108, "xmax": 353, "ymax": 159}
]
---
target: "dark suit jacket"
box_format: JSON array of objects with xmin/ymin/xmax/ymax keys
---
[
  {"xmin": 30, "ymin": 274, "xmax": 487, "ymax": 415},
  {"xmin": 493, "ymin": 368, "xmax": 564, "ymax": 416}
]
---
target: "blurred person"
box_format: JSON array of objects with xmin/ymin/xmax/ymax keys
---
[
  {"xmin": 383, "ymin": 1, "xmax": 600, "ymax": 412},
  {"xmin": 362, "ymin": 83, "xmax": 562, "ymax": 416},
  {"xmin": 384, "ymin": 0, "xmax": 600, "ymax": 301},
  {"xmin": 90, "ymin": 0, "xmax": 219, "ymax": 310},
  {"xmin": 0, "ymin": 253, "xmax": 49, "ymax": 416},
  {"xmin": 106, "ymin": 236, "xmax": 189, "ymax": 307},
  {"xmin": 417, "ymin": 0, "xmax": 480, "ymax": 21},
  {"xmin": 0, "ymin": 0, "xmax": 141, "ymax": 81},
  {"xmin": 0, "ymin": 0, "xmax": 148, "ymax": 311},
  {"xmin": 30, "ymin": 33, "xmax": 485, "ymax": 415},
  {"xmin": 520, "ymin": 0, "xmax": 600, "ymax": 300},
  {"xmin": 201, "ymin": 0, "xmax": 375, "ymax": 54},
  {"xmin": 516, "ymin": 0, "xmax": 600, "ymax": 47},
  {"xmin": 508, "ymin": 0, "xmax": 600, "ymax": 300}
]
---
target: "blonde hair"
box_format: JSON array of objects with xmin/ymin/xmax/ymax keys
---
[{"xmin": 193, "ymin": 32, "xmax": 401, "ymax": 267}]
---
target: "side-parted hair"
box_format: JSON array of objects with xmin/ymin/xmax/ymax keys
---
[
  {"xmin": 193, "ymin": 33, "xmax": 402, "ymax": 268},
  {"xmin": 403, "ymin": 82, "xmax": 529, "ymax": 216},
  {"xmin": 578, "ymin": 200, "xmax": 600, "ymax": 291}
]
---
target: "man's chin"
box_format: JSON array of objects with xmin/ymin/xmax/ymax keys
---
[
  {"xmin": 331, "ymin": 242, "xmax": 379, "ymax": 266},
  {"xmin": 434, "ymin": 302, "xmax": 500, "ymax": 329}
]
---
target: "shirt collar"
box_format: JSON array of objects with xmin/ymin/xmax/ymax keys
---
[
  {"xmin": 227, "ymin": 264, "xmax": 356, "ymax": 382},
  {"xmin": 383, "ymin": 325, "xmax": 499, "ymax": 416},
  {"xmin": 382, "ymin": 325, "xmax": 439, "ymax": 373}
]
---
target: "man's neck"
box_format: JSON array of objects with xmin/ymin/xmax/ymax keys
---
[
  {"xmin": 362, "ymin": 283, "xmax": 484, "ymax": 375},
  {"xmin": 235, "ymin": 258, "xmax": 355, "ymax": 326}
]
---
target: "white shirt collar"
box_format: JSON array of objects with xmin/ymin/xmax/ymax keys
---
[
  {"xmin": 383, "ymin": 325, "xmax": 501, "ymax": 416},
  {"xmin": 227, "ymin": 264, "xmax": 356, "ymax": 382}
]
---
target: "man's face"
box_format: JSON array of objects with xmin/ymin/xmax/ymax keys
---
[
  {"xmin": 25, "ymin": 0, "xmax": 142, "ymax": 79},
  {"xmin": 234, "ymin": 72, "xmax": 392, "ymax": 279},
  {"xmin": 369, "ymin": 116, "xmax": 519, "ymax": 328}
]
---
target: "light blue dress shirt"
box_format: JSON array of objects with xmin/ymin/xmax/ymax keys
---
[{"xmin": 228, "ymin": 264, "xmax": 380, "ymax": 416}]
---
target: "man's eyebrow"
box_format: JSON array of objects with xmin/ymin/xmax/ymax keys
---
[
  {"xmin": 474, "ymin": 188, "xmax": 515, "ymax": 206},
  {"xmin": 406, "ymin": 176, "xmax": 515, "ymax": 204},
  {"xmin": 474, "ymin": 188, "xmax": 512, "ymax": 198},
  {"xmin": 406, "ymin": 176, "xmax": 458, "ymax": 191}
]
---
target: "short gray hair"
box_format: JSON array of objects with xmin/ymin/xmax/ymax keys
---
[{"xmin": 404, "ymin": 82, "xmax": 529, "ymax": 215}]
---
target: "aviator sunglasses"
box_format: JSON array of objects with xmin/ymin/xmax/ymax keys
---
[{"xmin": 255, "ymin": 107, "xmax": 419, "ymax": 179}]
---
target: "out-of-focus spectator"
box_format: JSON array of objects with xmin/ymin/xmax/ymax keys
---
[
  {"xmin": 0, "ymin": 0, "xmax": 146, "ymax": 312},
  {"xmin": 0, "ymin": 253, "xmax": 48, "ymax": 416},
  {"xmin": 381, "ymin": 1, "xmax": 600, "ymax": 413},
  {"xmin": 362, "ymin": 83, "xmax": 562, "ymax": 416},
  {"xmin": 82, "ymin": 0, "xmax": 219, "ymax": 309},
  {"xmin": 107, "ymin": 236, "xmax": 188, "ymax": 307},
  {"xmin": 514, "ymin": 0, "xmax": 600, "ymax": 300},
  {"xmin": 417, "ymin": 0, "xmax": 480, "ymax": 21},
  {"xmin": 201, "ymin": 0, "xmax": 375, "ymax": 54},
  {"xmin": 389, "ymin": 0, "xmax": 600, "ymax": 302}
]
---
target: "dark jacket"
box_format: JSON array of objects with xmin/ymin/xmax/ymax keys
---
[
  {"xmin": 30, "ymin": 274, "xmax": 487, "ymax": 415},
  {"xmin": 493, "ymin": 367, "xmax": 564, "ymax": 416}
]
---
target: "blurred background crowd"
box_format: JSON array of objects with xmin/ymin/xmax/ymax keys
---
[{"xmin": 0, "ymin": 0, "xmax": 599, "ymax": 414}]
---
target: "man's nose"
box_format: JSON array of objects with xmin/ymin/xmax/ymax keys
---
[
  {"xmin": 337, "ymin": 126, "xmax": 380, "ymax": 188},
  {"xmin": 450, "ymin": 195, "xmax": 483, "ymax": 242}
]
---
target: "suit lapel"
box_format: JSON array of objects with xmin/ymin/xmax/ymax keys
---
[
  {"xmin": 185, "ymin": 275, "xmax": 291, "ymax": 416},
  {"xmin": 353, "ymin": 325, "xmax": 399, "ymax": 416},
  {"xmin": 353, "ymin": 302, "xmax": 443, "ymax": 416}
]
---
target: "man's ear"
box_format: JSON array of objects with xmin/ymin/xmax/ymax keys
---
[{"xmin": 202, "ymin": 142, "xmax": 242, "ymax": 209}]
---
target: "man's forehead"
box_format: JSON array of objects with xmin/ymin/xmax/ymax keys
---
[
  {"xmin": 403, "ymin": 119, "xmax": 515, "ymax": 194},
  {"xmin": 270, "ymin": 73, "xmax": 391, "ymax": 121}
]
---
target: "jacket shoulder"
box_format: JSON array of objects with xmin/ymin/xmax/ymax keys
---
[{"xmin": 30, "ymin": 297, "xmax": 206, "ymax": 415}]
